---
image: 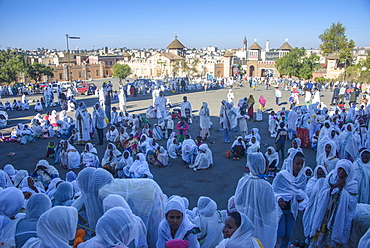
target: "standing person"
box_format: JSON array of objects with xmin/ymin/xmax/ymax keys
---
[
  {"xmin": 199, "ymin": 102, "xmax": 211, "ymax": 141},
  {"xmin": 220, "ymin": 100, "xmax": 236, "ymax": 143},
  {"xmin": 227, "ymin": 89, "xmax": 234, "ymax": 103},
  {"xmin": 176, "ymin": 117, "xmax": 189, "ymax": 143},
  {"xmin": 75, "ymin": 102, "xmax": 91, "ymax": 145},
  {"xmin": 247, "ymin": 94, "xmax": 255, "ymax": 119},
  {"xmin": 154, "ymin": 91, "xmax": 167, "ymax": 123},
  {"xmin": 259, "ymin": 95, "xmax": 266, "ymax": 111},
  {"xmin": 104, "ymin": 92, "xmax": 111, "ymax": 123},
  {"xmin": 338, "ymin": 85, "xmax": 345, "ymax": 103},
  {"xmin": 275, "ymin": 122, "xmax": 287, "ymax": 162},
  {"xmin": 331, "ymin": 85, "xmax": 340, "ymax": 105},
  {"xmin": 93, "ymin": 102, "xmax": 107, "ymax": 146},
  {"xmin": 273, "ymin": 151, "xmax": 308, "ymax": 248},
  {"xmin": 309, "ymin": 160, "xmax": 357, "ymax": 247},
  {"xmin": 180, "ymin": 96, "xmax": 193, "ymax": 124},
  {"xmin": 118, "ymin": 88, "xmax": 126, "ymax": 112},
  {"xmin": 275, "ymin": 87, "xmax": 282, "ymax": 106},
  {"xmin": 234, "ymin": 152, "xmax": 279, "ymax": 248},
  {"xmin": 312, "ymin": 88, "xmax": 320, "ymax": 105}
]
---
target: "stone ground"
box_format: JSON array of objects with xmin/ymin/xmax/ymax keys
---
[{"xmin": 0, "ymin": 79, "xmax": 337, "ymax": 246}]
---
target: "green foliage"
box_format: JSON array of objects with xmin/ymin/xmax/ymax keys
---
[
  {"xmin": 275, "ymin": 48, "xmax": 320, "ymax": 79},
  {"xmin": 318, "ymin": 22, "xmax": 355, "ymax": 65},
  {"xmin": 345, "ymin": 50, "xmax": 370, "ymax": 83},
  {"xmin": 28, "ymin": 62, "xmax": 54, "ymax": 83},
  {"xmin": 112, "ymin": 63, "xmax": 132, "ymax": 81},
  {"xmin": 0, "ymin": 49, "xmax": 29, "ymax": 84}
]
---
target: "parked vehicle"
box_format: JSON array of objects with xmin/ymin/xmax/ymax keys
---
[{"xmin": 76, "ymin": 82, "xmax": 97, "ymax": 95}]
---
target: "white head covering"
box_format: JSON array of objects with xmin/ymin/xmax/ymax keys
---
[
  {"xmin": 76, "ymin": 168, "xmax": 113, "ymax": 230},
  {"xmin": 0, "ymin": 170, "xmax": 13, "ymax": 188},
  {"xmin": 265, "ymin": 146, "xmax": 279, "ymax": 166},
  {"xmin": 197, "ymin": 196, "xmax": 217, "ymax": 217},
  {"xmin": 129, "ymin": 153, "xmax": 153, "ymax": 179},
  {"xmin": 247, "ymin": 152, "xmax": 266, "ymax": 176},
  {"xmin": 3, "ymin": 164, "xmax": 17, "ymax": 177},
  {"xmin": 23, "ymin": 206, "xmax": 78, "ymax": 248},
  {"xmin": 66, "ymin": 171, "xmax": 77, "ymax": 183},
  {"xmin": 272, "ymin": 151, "xmax": 308, "ymax": 219},
  {"xmin": 157, "ymin": 195, "xmax": 197, "ymax": 246},
  {"xmin": 310, "ymin": 159, "xmax": 358, "ymax": 244},
  {"xmin": 13, "ymin": 170, "xmax": 29, "ymax": 188},
  {"xmin": 0, "ymin": 187, "xmax": 24, "ymax": 218},
  {"xmin": 93, "ymin": 207, "xmax": 137, "ymax": 248},
  {"xmin": 26, "ymin": 193, "xmax": 52, "ymax": 219},
  {"xmin": 218, "ymin": 212, "xmax": 260, "ymax": 248}
]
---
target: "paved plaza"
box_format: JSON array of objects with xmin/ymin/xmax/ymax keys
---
[{"xmin": 0, "ymin": 79, "xmax": 335, "ymax": 210}]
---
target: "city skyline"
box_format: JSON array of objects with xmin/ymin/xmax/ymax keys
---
[{"xmin": 1, "ymin": 0, "xmax": 370, "ymax": 50}]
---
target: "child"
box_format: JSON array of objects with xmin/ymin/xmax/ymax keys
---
[
  {"xmin": 265, "ymin": 146, "xmax": 279, "ymax": 177},
  {"xmin": 46, "ymin": 141, "xmax": 56, "ymax": 158},
  {"xmin": 195, "ymin": 136, "xmax": 203, "ymax": 147},
  {"xmin": 68, "ymin": 129, "xmax": 77, "ymax": 145},
  {"xmin": 113, "ymin": 90, "xmax": 119, "ymax": 100},
  {"xmin": 8, "ymin": 127, "xmax": 18, "ymax": 142},
  {"xmin": 34, "ymin": 100, "xmax": 44, "ymax": 112},
  {"xmin": 311, "ymin": 130, "xmax": 319, "ymax": 151},
  {"xmin": 166, "ymin": 115, "xmax": 174, "ymax": 139},
  {"xmin": 268, "ymin": 111, "xmax": 277, "ymax": 138}
]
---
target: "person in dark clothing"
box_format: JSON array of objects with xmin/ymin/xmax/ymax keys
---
[
  {"xmin": 331, "ymin": 85, "xmax": 340, "ymax": 105},
  {"xmin": 349, "ymin": 87, "xmax": 360, "ymax": 106},
  {"xmin": 104, "ymin": 92, "xmax": 111, "ymax": 122},
  {"xmin": 275, "ymin": 122, "xmax": 287, "ymax": 162}
]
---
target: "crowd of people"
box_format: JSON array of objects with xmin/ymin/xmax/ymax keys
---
[{"xmin": 0, "ymin": 78, "xmax": 370, "ymax": 248}]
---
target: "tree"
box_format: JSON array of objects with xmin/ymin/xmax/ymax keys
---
[
  {"xmin": 275, "ymin": 48, "xmax": 320, "ymax": 79},
  {"xmin": 112, "ymin": 63, "xmax": 131, "ymax": 82},
  {"xmin": 0, "ymin": 49, "xmax": 29, "ymax": 84},
  {"xmin": 318, "ymin": 22, "xmax": 355, "ymax": 65},
  {"xmin": 171, "ymin": 59, "xmax": 199, "ymax": 78},
  {"xmin": 28, "ymin": 62, "xmax": 54, "ymax": 83},
  {"xmin": 345, "ymin": 50, "xmax": 370, "ymax": 83}
]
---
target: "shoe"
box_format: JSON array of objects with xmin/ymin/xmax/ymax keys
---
[{"xmin": 193, "ymin": 168, "xmax": 197, "ymax": 171}]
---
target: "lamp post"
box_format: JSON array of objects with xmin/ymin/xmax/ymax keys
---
[{"xmin": 65, "ymin": 34, "xmax": 80, "ymax": 82}]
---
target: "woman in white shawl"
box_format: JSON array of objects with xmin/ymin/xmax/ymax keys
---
[
  {"xmin": 157, "ymin": 195, "xmax": 200, "ymax": 248},
  {"xmin": 31, "ymin": 159, "xmax": 59, "ymax": 188},
  {"xmin": 0, "ymin": 187, "xmax": 24, "ymax": 236},
  {"xmin": 21, "ymin": 176, "xmax": 45, "ymax": 197},
  {"xmin": 75, "ymin": 101, "xmax": 91, "ymax": 145},
  {"xmin": 157, "ymin": 146, "xmax": 169, "ymax": 168},
  {"xmin": 116, "ymin": 150, "xmax": 134, "ymax": 178},
  {"xmin": 286, "ymin": 107, "xmax": 298, "ymax": 140},
  {"xmin": 102, "ymin": 194, "xmax": 148, "ymax": 248},
  {"xmin": 302, "ymin": 165, "xmax": 327, "ymax": 242},
  {"xmin": 272, "ymin": 151, "xmax": 308, "ymax": 248},
  {"xmin": 265, "ymin": 146, "xmax": 279, "ymax": 178},
  {"xmin": 22, "ymin": 206, "xmax": 78, "ymax": 248},
  {"xmin": 338, "ymin": 123, "xmax": 360, "ymax": 161},
  {"xmin": 191, "ymin": 144, "xmax": 213, "ymax": 171},
  {"xmin": 287, "ymin": 138, "xmax": 303, "ymax": 157},
  {"xmin": 139, "ymin": 134, "xmax": 150, "ymax": 155},
  {"xmin": 192, "ymin": 196, "xmax": 224, "ymax": 248},
  {"xmin": 106, "ymin": 125, "xmax": 119, "ymax": 144},
  {"xmin": 101, "ymin": 143, "xmax": 122, "ymax": 172},
  {"xmin": 167, "ymin": 132, "xmax": 177, "ymax": 150},
  {"xmin": 353, "ymin": 149, "xmax": 370, "ymax": 204},
  {"xmin": 216, "ymin": 211, "xmax": 261, "ymax": 248},
  {"xmin": 78, "ymin": 207, "xmax": 138, "ymax": 248},
  {"xmin": 246, "ymin": 136, "xmax": 260, "ymax": 155},
  {"xmin": 317, "ymin": 140, "xmax": 339, "ymax": 172},
  {"xmin": 81, "ymin": 143, "xmax": 100, "ymax": 168},
  {"xmin": 199, "ymin": 102, "xmax": 211, "ymax": 140},
  {"xmin": 0, "ymin": 193, "xmax": 51, "ymax": 248},
  {"xmin": 168, "ymin": 138, "xmax": 180, "ymax": 159},
  {"xmin": 309, "ymin": 160, "xmax": 358, "ymax": 247},
  {"xmin": 59, "ymin": 140, "xmax": 81, "ymax": 170},
  {"xmin": 219, "ymin": 101, "xmax": 237, "ymax": 143},
  {"xmin": 231, "ymin": 136, "xmax": 246, "ymax": 161},
  {"xmin": 234, "ymin": 152, "xmax": 278, "ymax": 248},
  {"xmin": 128, "ymin": 153, "xmax": 153, "ymax": 179}
]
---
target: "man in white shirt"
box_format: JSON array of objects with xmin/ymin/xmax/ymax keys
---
[
  {"xmin": 180, "ymin": 96, "xmax": 193, "ymax": 124},
  {"xmin": 154, "ymin": 91, "xmax": 167, "ymax": 123}
]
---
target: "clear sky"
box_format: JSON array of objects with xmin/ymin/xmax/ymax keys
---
[{"xmin": 0, "ymin": 0, "xmax": 369, "ymax": 51}]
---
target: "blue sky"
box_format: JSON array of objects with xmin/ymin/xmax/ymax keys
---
[{"xmin": 0, "ymin": 0, "xmax": 369, "ymax": 50}]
